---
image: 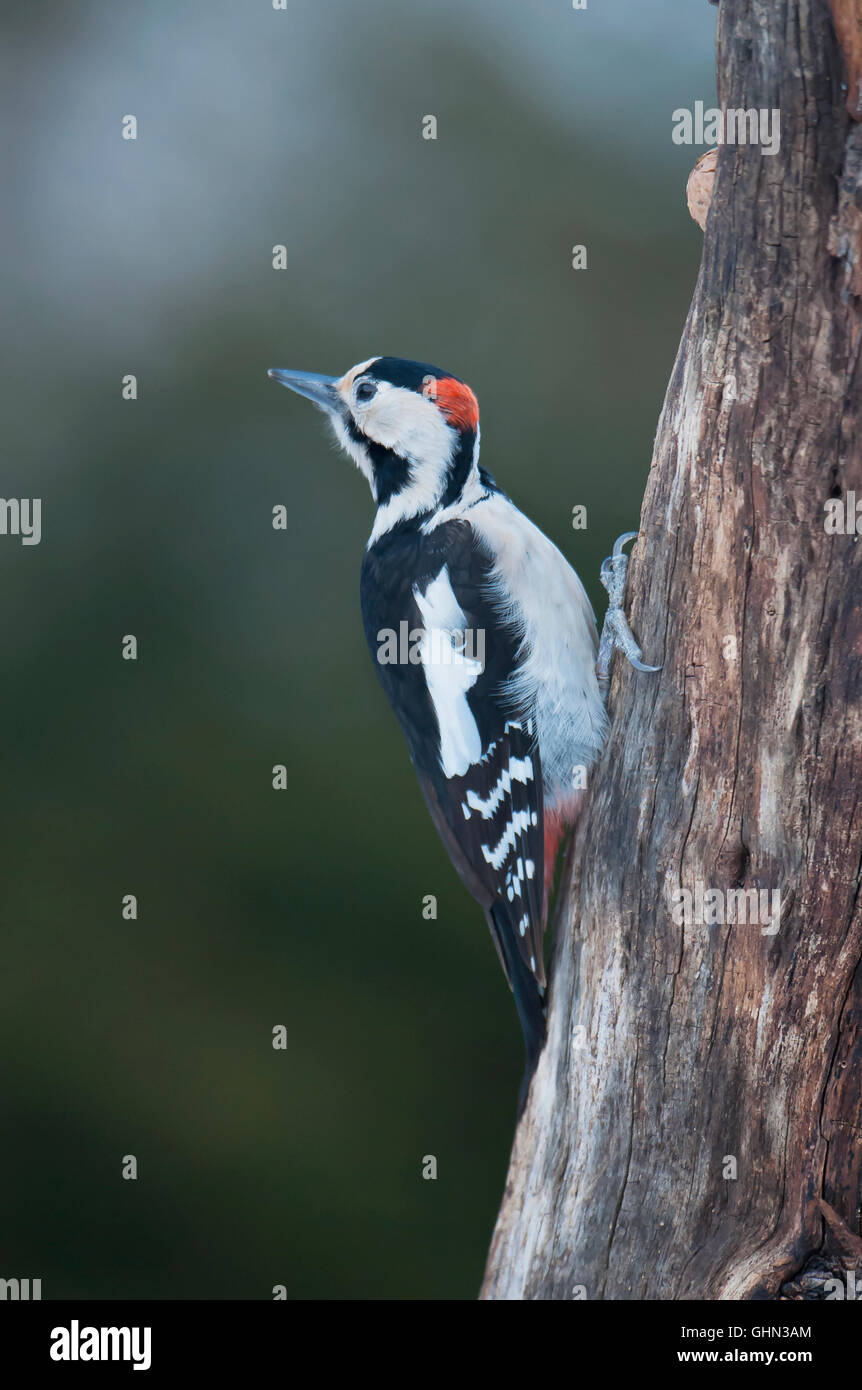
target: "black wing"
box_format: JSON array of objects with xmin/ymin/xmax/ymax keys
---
[{"xmin": 360, "ymin": 518, "xmax": 547, "ymax": 991}]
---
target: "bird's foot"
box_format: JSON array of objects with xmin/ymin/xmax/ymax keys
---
[{"xmin": 596, "ymin": 532, "xmax": 661, "ymax": 691}]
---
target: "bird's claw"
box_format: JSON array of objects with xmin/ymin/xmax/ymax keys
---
[{"xmin": 596, "ymin": 532, "xmax": 661, "ymax": 687}]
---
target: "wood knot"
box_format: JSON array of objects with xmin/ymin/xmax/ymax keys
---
[{"xmin": 687, "ymin": 149, "xmax": 718, "ymax": 231}]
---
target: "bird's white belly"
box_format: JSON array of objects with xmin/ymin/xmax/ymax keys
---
[{"xmin": 470, "ymin": 494, "xmax": 608, "ymax": 805}]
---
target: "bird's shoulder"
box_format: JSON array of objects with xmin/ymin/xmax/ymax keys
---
[{"xmin": 360, "ymin": 513, "xmax": 501, "ymax": 634}]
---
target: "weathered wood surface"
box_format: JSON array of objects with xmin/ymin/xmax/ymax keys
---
[{"xmin": 482, "ymin": 0, "xmax": 862, "ymax": 1301}]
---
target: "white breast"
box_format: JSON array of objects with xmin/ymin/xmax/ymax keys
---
[{"xmin": 469, "ymin": 494, "xmax": 608, "ymax": 800}]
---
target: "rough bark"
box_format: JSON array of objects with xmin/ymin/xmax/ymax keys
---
[{"xmin": 482, "ymin": 0, "xmax": 862, "ymax": 1301}]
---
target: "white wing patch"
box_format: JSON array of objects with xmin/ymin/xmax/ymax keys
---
[{"xmin": 413, "ymin": 565, "xmax": 483, "ymax": 778}]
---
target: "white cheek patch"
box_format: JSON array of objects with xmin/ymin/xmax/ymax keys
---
[
  {"xmin": 330, "ymin": 380, "xmax": 461, "ymax": 539},
  {"xmin": 363, "ymin": 385, "xmax": 453, "ymax": 463},
  {"xmin": 413, "ymin": 566, "xmax": 482, "ymax": 779}
]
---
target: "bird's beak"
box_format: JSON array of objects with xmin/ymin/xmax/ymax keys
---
[{"xmin": 267, "ymin": 368, "xmax": 342, "ymax": 415}]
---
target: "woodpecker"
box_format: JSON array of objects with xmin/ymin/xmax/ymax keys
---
[{"xmin": 269, "ymin": 356, "xmax": 658, "ymax": 1108}]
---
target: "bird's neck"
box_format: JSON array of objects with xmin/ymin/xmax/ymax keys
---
[{"xmin": 368, "ymin": 426, "xmax": 481, "ymax": 545}]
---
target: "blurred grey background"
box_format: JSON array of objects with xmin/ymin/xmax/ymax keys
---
[{"xmin": 0, "ymin": 1, "xmax": 714, "ymax": 1298}]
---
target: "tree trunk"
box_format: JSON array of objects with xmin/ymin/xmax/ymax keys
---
[{"xmin": 482, "ymin": 0, "xmax": 862, "ymax": 1302}]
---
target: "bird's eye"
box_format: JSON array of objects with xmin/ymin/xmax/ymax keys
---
[{"xmin": 355, "ymin": 380, "xmax": 377, "ymax": 403}]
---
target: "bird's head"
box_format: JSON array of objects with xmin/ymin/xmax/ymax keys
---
[{"xmin": 268, "ymin": 356, "xmax": 481, "ymax": 535}]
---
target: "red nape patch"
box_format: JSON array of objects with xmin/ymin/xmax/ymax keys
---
[{"xmin": 433, "ymin": 376, "xmax": 480, "ymax": 432}]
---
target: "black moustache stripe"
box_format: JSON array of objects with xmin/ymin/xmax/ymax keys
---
[{"xmin": 344, "ymin": 415, "xmax": 411, "ymax": 508}]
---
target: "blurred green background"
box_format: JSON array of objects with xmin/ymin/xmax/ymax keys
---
[{"xmin": 0, "ymin": 1, "xmax": 714, "ymax": 1298}]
